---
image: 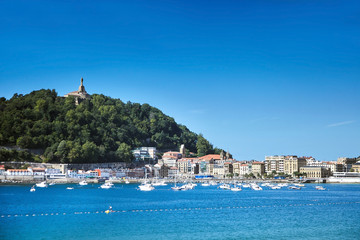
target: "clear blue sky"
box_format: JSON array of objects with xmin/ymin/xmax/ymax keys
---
[{"xmin": 1, "ymin": 0, "xmax": 359, "ymax": 161}]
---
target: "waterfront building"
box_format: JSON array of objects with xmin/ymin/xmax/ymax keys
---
[
  {"xmin": 239, "ymin": 164, "xmax": 250, "ymax": 176},
  {"xmin": 0, "ymin": 166, "xmax": 5, "ymax": 175},
  {"xmin": 337, "ymin": 157, "xmax": 357, "ymax": 172},
  {"xmin": 351, "ymin": 162, "xmax": 360, "ymax": 173},
  {"xmin": 233, "ymin": 162, "xmax": 240, "ymax": 176},
  {"xmin": 251, "ymin": 162, "xmax": 265, "ymax": 176},
  {"xmin": 213, "ymin": 165, "xmax": 225, "ymax": 178},
  {"xmin": 300, "ymin": 166, "xmax": 330, "ymax": 178},
  {"xmin": 168, "ymin": 167, "xmax": 178, "ymax": 178},
  {"xmin": 265, "ymin": 155, "xmax": 285, "ymax": 173},
  {"xmin": 284, "ymin": 156, "xmax": 307, "ymax": 176},
  {"xmin": 162, "ymin": 151, "xmax": 182, "ymax": 167},
  {"xmin": 6, "ymin": 169, "xmax": 32, "ymax": 176},
  {"xmin": 132, "ymin": 147, "xmax": 158, "ymax": 162},
  {"xmin": 64, "ymin": 77, "xmax": 91, "ymax": 105},
  {"xmin": 224, "ymin": 162, "xmax": 233, "ymax": 175}
]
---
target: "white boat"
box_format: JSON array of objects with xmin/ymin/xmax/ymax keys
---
[
  {"xmin": 219, "ymin": 184, "xmax": 231, "ymax": 190},
  {"xmin": 152, "ymin": 180, "xmax": 167, "ymax": 186},
  {"xmin": 138, "ymin": 183, "xmax": 154, "ymax": 191},
  {"xmin": 271, "ymin": 185, "xmax": 281, "ymax": 190},
  {"xmin": 315, "ymin": 186, "xmax": 326, "ymax": 191},
  {"xmin": 242, "ymin": 183, "xmax": 251, "ymax": 188},
  {"xmin": 231, "ymin": 186, "xmax": 242, "ymax": 192},
  {"xmin": 66, "ymin": 187, "xmax": 74, "ymax": 190},
  {"xmin": 289, "ymin": 186, "xmax": 301, "ymax": 190},
  {"xmin": 125, "ymin": 179, "xmax": 130, "ymax": 184},
  {"xmin": 294, "ymin": 183, "xmax": 305, "ymax": 187},
  {"xmin": 30, "ymin": 186, "xmax": 36, "ymax": 192},
  {"xmin": 36, "ymin": 181, "xmax": 48, "ymax": 188},
  {"xmin": 79, "ymin": 180, "xmax": 88, "ymax": 186},
  {"xmin": 250, "ymin": 184, "xmax": 263, "ymax": 191},
  {"xmin": 100, "ymin": 182, "xmax": 113, "ymax": 189},
  {"xmin": 49, "ymin": 182, "xmax": 55, "ymax": 186},
  {"xmin": 201, "ymin": 182, "xmax": 210, "ymax": 187}
]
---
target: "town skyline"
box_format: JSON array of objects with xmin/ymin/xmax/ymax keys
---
[{"xmin": 1, "ymin": 1, "xmax": 359, "ymax": 161}]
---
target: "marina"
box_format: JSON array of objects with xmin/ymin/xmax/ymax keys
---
[{"xmin": 1, "ymin": 183, "xmax": 360, "ymax": 240}]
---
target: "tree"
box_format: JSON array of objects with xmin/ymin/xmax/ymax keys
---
[
  {"xmin": 116, "ymin": 143, "xmax": 133, "ymax": 162},
  {"xmin": 196, "ymin": 134, "xmax": 213, "ymax": 157}
]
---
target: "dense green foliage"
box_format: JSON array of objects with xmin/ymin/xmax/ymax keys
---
[{"xmin": 0, "ymin": 89, "xmax": 219, "ymax": 163}]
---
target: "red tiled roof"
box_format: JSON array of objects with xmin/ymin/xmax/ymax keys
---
[{"xmin": 199, "ymin": 154, "xmax": 221, "ymax": 161}]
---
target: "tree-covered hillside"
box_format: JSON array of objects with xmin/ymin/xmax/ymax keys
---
[{"xmin": 0, "ymin": 90, "xmax": 218, "ymax": 163}]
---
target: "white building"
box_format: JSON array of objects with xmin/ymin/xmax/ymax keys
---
[
  {"xmin": 132, "ymin": 147, "xmax": 158, "ymax": 162},
  {"xmin": 265, "ymin": 155, "xmax": 285, "ymax": 173}
]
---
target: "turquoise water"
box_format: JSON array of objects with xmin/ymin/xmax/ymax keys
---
[{"xmin": 1, "ymin": 183, "xmax": 360, "ymax": 240}]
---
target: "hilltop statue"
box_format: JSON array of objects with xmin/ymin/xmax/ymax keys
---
[{"xmin": 64, "ymin": 77, "xmax": 91, "ymax": 105}]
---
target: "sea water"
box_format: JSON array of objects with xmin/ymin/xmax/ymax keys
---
[{"xmin": 1, "ymin": 183, "xmax": 360, "ymax": 240}]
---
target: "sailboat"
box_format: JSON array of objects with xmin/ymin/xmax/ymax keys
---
[
  {"xmin": 171, "ymin": 170, "xmax": 182, "ymax": 191},
  {"xmin": 139, "ymin": 168, "xmax": 154, "ymax": 191}
]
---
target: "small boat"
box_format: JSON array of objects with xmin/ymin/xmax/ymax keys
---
[
  {"xmin": 138, "ymin": 183, "xmax": 154, "ymax": 191},
  {"xmin": 231, "ymin": 186, "xmax": 242, "ymax": 192},
  {"xmin": 219, "ymin": 184, "xmax": 231, "ymax": 190},
  {"xmin": 36, "ymin": 181, "xmax": 48, "ymax": 188},
  {"xmin": 49, "ymin": 182, "xmax": 55, "ymax": 186},
  {"xmin": 289, "ymin": 186, "xmax": 301, "ymax": 190},
  {"xmin": 66, "ymin": 187, "xmax": 74, "ymax": 190},
  {"xmin": 30, "ymin": 186, "xmax": 36, "ymax": 192},
  {"xmin": 201, "ymin": 182, "xmax": 210, "ymax": 187},
  {"xmin": 100, "ymin": 182, "xmax": 113, "ymax": 189},
  {"xmin": 315, "ymin": 186, "xmax": 326, "ymax": 191},
  {"xmin": 171, "ymin": 186, "xmax": 182, "ymax": 191},
  {"xmin": 125, "ymin": 179, "xmax": 130, "ymax": 184},
  {"xmin": 79, "ymin": 180, "xmax": 88, "ymax": 186}
]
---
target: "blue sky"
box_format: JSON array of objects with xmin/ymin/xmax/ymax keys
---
[{"xmin": 0, "ymin": 0, "xmax": 359, "ymax": 161}]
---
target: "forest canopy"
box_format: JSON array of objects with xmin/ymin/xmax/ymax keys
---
[{"xmin": 0, "ymin": 90, "xmax": 220, "ymax": 163}]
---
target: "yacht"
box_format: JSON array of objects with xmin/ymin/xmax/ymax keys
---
[
  {"xmin": 36, "ymin": 181, "xmax": 48, "ymax": 188},
  {"xmin": 79, "ymin": 180, "xmax": 88, "ymax": 186}
]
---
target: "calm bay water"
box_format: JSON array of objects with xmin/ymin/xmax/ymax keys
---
[{"xmin": 1, "ymin": 183, "xmax": 360, "ymax": 240}]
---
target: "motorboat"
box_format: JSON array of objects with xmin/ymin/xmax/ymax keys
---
[
  {"xmin": 201, "ymin": 182, "xmax": 210, "ymax": 186},
  {"xmin": 49, "ymin": 182, "xmax": 55, "ymax": 186},
  {"xmin": 152, "ymin": 180, "xmax": 167, "ymax": 186},
  {"xmin": 30, "ymin": 186, "xmax": 36, "ymax": 192},
  {"xmin": 36, "ymin": 181, "xmax": 48, "ymax": 188},
  {"xmin": 171, "ymin": 186, "xmax": 182, "ymax": 191},
  {"xmin": 271, "ymin": 185, "xmax": 282, "ymax": 190},
  {"xmin": 231, "ymin": 186, "xmax": 242, "ymax": 192},
  {"xmin": 289, "ymin": 186, "xmax": 301, "ymax": 190},
  {"xmin": 79, "ymin": 180, "xmax": 88, "ymax": 186},
  {"xmin": 219, "ymin": 184, "xmax": 231, "ymax": 190},
  {"xmin": 250, "ymin": 184, "xmax": 263, "ymax": 191},
  {"xmin": 315, "ymin": 186, "xmax": 326, "ymax": 191},
  {"xmin": 138, "ymin": 183, "xmax": 154, "ymax": 191},
  {"xmin": 125, "ymin": 179, "xmax": 130, "ymax": 184},
  {"xmin": 100, "ymin": 182, "xmax": 113, "ymax": 189},
  {"xmin": 66, "ymin": 187, "xmax": 74, "ymax": 190}
]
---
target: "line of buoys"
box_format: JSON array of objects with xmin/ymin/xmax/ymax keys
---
[{"xmin": 1, "ymin": 201, "xmax": 359, "ymax": 219}]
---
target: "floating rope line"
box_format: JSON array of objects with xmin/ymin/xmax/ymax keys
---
[{"xmin": 1, "ymin": 201, "xmax": 360, "ymax": 219}]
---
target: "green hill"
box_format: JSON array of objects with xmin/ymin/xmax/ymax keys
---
[{"xmin": 0, "ymin": 90, "xmax": 218, "ymax": 163}]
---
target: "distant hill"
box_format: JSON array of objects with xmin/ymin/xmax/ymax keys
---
[{"xmin": 0, "ymin": 89, "xmax": 219, "ymax": 163}]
